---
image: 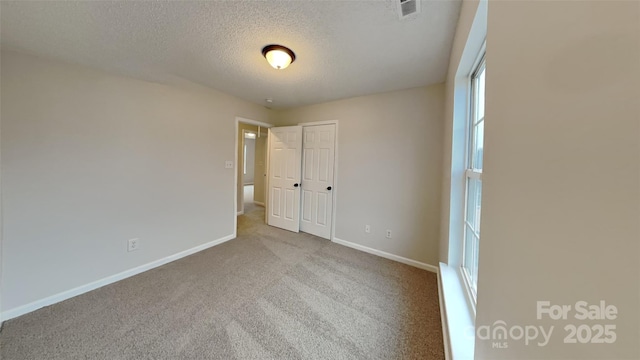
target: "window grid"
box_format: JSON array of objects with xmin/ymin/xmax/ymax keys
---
[{"xmin": 462, "ymin": 54, "xmax": 485, "ymax": 301}]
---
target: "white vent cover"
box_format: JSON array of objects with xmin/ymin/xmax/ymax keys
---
[{"xmin": 397, "ymin": 0, "xmax": 420, "ymax": 19}]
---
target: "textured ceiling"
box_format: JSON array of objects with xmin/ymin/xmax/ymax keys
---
[{"xmin": 0, "ymin": 0, "xmax": 461, "ymax": 109}]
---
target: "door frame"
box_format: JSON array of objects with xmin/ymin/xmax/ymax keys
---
[
  {"xmin": 296, "ymin": 120, "xmax": 339, "ymax": 241},
  {"xmin": 234, "ymin": 117, "xmax": 272, "ymax": 235}
]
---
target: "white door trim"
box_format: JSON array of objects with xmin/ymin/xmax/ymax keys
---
[
  {"xmin": 237, "ymin": 117, "xmax": 273, "ymax": 128},
  {"xmin": 298, "ymin": 120, "xmax": 339, "ymax": 126},
  {"xmin": 297, "ymin": 120, "xmax": 339, "ymax": 241},
  {"xmin": 234, "ymin": 117, "xmax": 272, "ymax": 237}
]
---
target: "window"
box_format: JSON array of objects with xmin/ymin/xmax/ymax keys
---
[
  {"xmin": 462, "ymin": 54, "xmax": 485, "ymax": 299},
  {"xmin": 243, "ymin": 144, "xmax": 247, "ymax": 175}
]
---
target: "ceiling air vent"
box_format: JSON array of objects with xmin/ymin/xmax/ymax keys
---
[{"xmin": 397, "ymin": 0, "xmax": 420, "ymax": 19}]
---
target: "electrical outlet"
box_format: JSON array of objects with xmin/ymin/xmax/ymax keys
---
[
  {"xmin": 386, "ymin": 230, "xmax": 392, "ymax": 239},
  {"xmin": 365, "ymin": 225, "xmax": 371, "ymax": 234},
  {"xmin": 128, "ymin": 238, "xmax": 139, "ymax": 252},
  {"xmin": 224, "ymin": 160, "xmax": 233, "ymax": 169}
]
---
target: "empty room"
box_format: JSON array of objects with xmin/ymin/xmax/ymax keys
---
[{"xmin": 0, "ymin": 1, "xmax": 638, "ymax": 359}]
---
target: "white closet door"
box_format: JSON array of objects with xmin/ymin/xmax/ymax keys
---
[
  {"xmin": 300, "ymin": 124, "xmax": 335, "ymax": 239},
  {"xmin": 267, "ymin": 126, "xmax": 302, "ymax": 232}
]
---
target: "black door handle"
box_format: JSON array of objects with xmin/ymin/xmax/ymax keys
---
[
  {"xmin": 327, "ymin": 186, "xmax": 332, "ymax": 191},
  {"xmin": 294, "ymin": 183, "xmax": 299, "ymax": 187}
]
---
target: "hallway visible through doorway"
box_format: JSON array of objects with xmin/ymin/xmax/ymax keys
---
[
  {"xmin": 243, "ymin": 184, "xmax": 256, "ymax": 214},
  {"xmin": 236, "ymin": 118, "xmax": 270, "ymax": 218}
]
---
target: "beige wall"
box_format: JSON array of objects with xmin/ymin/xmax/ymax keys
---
[
  {"xmin": 0, "ymin": 83, "xmax": 2, "ymax": 324},
  {"xmin": 475, "ymin": 1, "xmax": 640, "ymax": 358},
  {"xmin": 274, "ymin": 85, "xmax": 444, "ymax": 266},
  {"xmin": 1, "ymin": 51, "xmax": 272, "ymax": 314}
]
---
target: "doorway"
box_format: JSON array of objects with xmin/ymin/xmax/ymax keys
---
[{"xmin": 235, "ymin": 117, "xmax": 272, "ymax": 232}]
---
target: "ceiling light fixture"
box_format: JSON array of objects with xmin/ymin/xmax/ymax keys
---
[{"xmin": 262, "ymin": 45, "xmax": 296, "ymax": 70}]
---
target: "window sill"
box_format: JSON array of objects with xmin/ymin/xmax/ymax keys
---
[{"xmin": 438, "ymin": 262, "xmax": 476, "ymax": 360}]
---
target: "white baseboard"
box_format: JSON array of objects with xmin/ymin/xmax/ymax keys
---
[
  {"xmin": 237, "ymin": 210, "xmax": 244, "ymax": 215},
  {"xmin": 332, "ymin": 237, "xmax": 438, "ymax": 273},
  {"xmin": 1, "ymin": 233, "xmax": 236, "ymax": 321},
  {"xmin": 253, "ymin": 201, "xmax": 265, "ymax": 207}
]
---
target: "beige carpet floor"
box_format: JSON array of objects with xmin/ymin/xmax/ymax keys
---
[{"xmin": 0, "ymin": 205, "xmax": 444, "ymax": 360}]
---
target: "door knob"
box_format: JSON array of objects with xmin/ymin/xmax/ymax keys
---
[
  {"xmin": 294, "ymin": 183, "xmax": 299, "ymax": 187},
  {"xmin": 327, "ymin": 186, "xmax": 332, "ymax": 191}
]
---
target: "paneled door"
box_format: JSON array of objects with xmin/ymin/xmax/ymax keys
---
[
  {"xmin": 300, "ymin": 124, "xmax": 335, "ymax": 239},
  {"xmin": 267, "ymin": 126, "xmax": 302, "ymax": 232}
]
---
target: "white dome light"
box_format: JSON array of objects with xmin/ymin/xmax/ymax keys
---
[{"xmin": 262, "ymin": 45, "xmax": 296, "ymax": 70}]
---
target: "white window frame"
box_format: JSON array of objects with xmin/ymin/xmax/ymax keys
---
[{"xmin": 461, "ymin": 47, "xmax": 486, "ymax": 306}]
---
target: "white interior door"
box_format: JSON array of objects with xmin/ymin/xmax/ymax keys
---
[
  {"xmin": 300, "ymin": 124, "xmax": 335, "ymax": 239},
  {"xmin": 267, "ymin": 126, "xmax": 302, "ymax": 232}
]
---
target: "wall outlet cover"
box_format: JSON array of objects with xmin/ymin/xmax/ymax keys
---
[{"xmin": 128, "ymin": 238, "xmax": 139, "ymax": 252}]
